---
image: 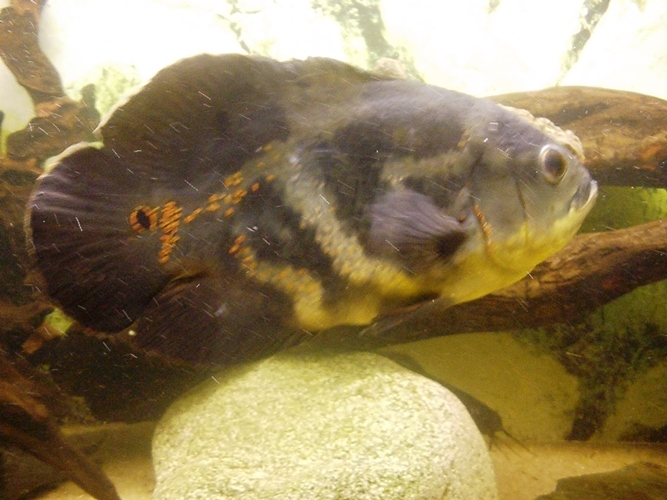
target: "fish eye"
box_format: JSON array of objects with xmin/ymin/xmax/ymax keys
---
[{"xmin": 539, "ymin": 145, "xmax": 568, "ymax": 184}]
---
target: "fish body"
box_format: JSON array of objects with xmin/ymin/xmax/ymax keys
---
[{"xmin": 27, "ymin": 54, "xmax": 597, "ymax": 365}]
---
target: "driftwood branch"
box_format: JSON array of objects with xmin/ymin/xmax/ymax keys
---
[
  {"xmin": 0, "ymin": 0, "xmax": 99, "ymax": 164},
  {"xmin": 0, "ymin": 2, "xmax": 118, "ymax": 498},
  {"xmin": 0, "ymin": 0, "xmax": 59, "ymax": 106},
  {"xmin": 0, "ymin": 356, "xmax": 121, "ymax": 500}
]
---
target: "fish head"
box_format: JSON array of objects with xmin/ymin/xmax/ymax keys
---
[
  {"xmin": 363, "ymin": 93, "xmax": 597, "ymax": 305},
  {"xmin": 392, "ymin": 107, "xmax": 598, "ymax": 305},
  {"xmin": 463, "ymin": 110, "xmax": 598, "ymax": 275}
]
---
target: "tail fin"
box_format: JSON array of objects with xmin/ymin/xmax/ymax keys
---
[{"xmin": 27, "ymin": 144, "xmax": 170, "ymax": 331}]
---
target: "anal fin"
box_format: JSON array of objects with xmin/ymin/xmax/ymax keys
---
[{"xmin": 119, "ymin": 272, "xmax": 305, "ymax": 366}]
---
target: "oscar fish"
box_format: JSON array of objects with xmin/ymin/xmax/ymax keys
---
[{"xmin": 26, "ymin": 54, "xmax": 597, "ymax": 365}]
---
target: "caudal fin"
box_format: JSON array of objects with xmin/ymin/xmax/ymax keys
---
[{"xmin": 27, "ymin": 144, "xmax": 170, "ymax": 331}]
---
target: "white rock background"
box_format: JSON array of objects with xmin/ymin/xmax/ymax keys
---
[
  {"xmin": 3, "ymin": 0, "xmax": 667, "ymax": 131},
  {"xmin": 1, "ymin": 0, "xmax": 666, "ymax": 443}
]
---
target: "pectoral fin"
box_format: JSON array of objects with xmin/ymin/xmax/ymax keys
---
[{"xmin": 365, "ymin": 190, "xmax": 466, "ymax": 272}]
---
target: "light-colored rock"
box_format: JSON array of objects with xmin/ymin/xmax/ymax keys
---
[
  {"xmin": 152, "ymin": 350, "xmax": 498, "ymax": 500},
  {"xmin": 562, "ymin": 0, "xmax": 667, "ymax": 100},
  {"xmin": 381, "ymin": 0, "xmax": 582, "ymax": 95}
]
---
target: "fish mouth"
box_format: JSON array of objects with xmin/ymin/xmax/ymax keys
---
[{"xmin": 570, "ymin": 172, "xmax": 598, "ymax": 212}]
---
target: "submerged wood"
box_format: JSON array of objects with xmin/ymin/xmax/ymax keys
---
[
  {"xmin": 536, "ymin": 461, "xmax": 667, "ymax": 500},
  {"xmin": 493, "ymin": 87, "xmax": 667, "ymax": 189},
  {"xmin": 0, "ymin": 356, "xmax": 122, "ymax": 500},
  {"xmin": 0, "ymin": 0, "xmax": 59, "ymax": 105},
  {"xmin": 0, "ymin": 2, "xmax": 116, "ymax": 498},
  {"xmin": 0, "ymin": 1, "xmax": 100, "ymax": 162}
]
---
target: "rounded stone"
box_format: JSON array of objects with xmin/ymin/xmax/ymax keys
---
[{"xmin": 152, "ymin": 350, "xmax": 498, "ymax": 500}]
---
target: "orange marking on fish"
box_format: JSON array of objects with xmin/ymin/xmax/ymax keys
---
[
  {"xmin": 277, "ymin": 269, "xmax": 290, "ymax": 281},
  {"xmin": 229, "ymin": 235, "xmax": 248, "ymax": 255},
  {"xmin": 157, "ymin": 201, "xmax": 182, "ymax": 264},
  {"xmin": 241, "ymin": 254, "xmax": 257, "ymax": 270},
  {"xmin": 223, "ymin": 172, "xmax": 243, "ymax": 188},
  {"xmin": 251, "ymin": 182, "xmax": 260, "ymax": 192},
  {"xmin": 183, "ymin": 207, "xmax": 203, "ymax": 223},
  {"xmin": 224, "ymin": 207, "xmax": 235, "ymax": 217},
  {"xmin": 232, "ymin": 189, "xmax": 248, "ymax": 204},
  {"xmin": 206, "ymin": 202, "xmax": 221, "ymax": 212},
  {"xmin": 160, "ymin": 221, "xmax": 178, "ymax": 233},
  {"xmin": 159, "ymin": 202, "xmax": 181, "ymax": 227},
  {"xmin": 266, "ymin": 174, "xmax": 276, "ymax": 182},
  {"xmin": 641, "ymin": 143, "xmax": 664, "ymax": 162},
  {"xmin": 473, "ymin": 204, "xmax": 492, "ymax": 246}
]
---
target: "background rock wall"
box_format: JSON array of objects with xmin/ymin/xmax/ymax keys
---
[{"xmin": 3, "ymin": 0, "xmax": 667, "ymax": 134}]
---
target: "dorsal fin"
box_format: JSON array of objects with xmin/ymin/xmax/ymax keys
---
[
  {"xmin": 98, "ymin": 54, "xmax": 384, "ymax": 184},
  {"xmin": 99, "ymin": 54, "xmax": 292, "ymax": 182}
]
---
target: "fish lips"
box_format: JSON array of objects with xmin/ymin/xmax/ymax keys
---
[{"xmin": 570, "ymin": 170, "xmax": 598, "ymax": 213}]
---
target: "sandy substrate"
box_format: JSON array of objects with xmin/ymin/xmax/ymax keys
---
[
  {"xmin": 492, "ymin": 440, "xmax": 667, "ymax": 500},
  {"xmin": 29, "ymin": 423, "xmax": 667, "ymax": 500}
]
